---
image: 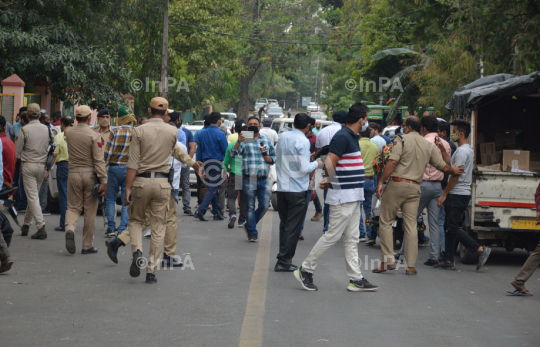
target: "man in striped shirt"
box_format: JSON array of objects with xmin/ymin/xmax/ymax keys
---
[
  {"xmin": 294, "ymin": 103, "xmax": 378, "ymax": 292},
  {"xmin": 103, "ymin": 106, "xmax": 136, "ymax": 238}
]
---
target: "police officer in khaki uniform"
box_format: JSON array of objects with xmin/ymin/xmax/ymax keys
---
[
  {"xmin": 64, "ymin": 106, "xmax": 107, "ymax": 255},
  {"xmin": 93, "ymin": 109, "xmax": 112, "ymax": 149},
  {"xmin": 124, "ymin": 97, "xmax": 201, "ymax": 284},
  {"xmin": 15, "ymin": 103, "xmax": 52, "ymax": 240},
  {"xmin": 105, "ymin": 145, "xmax": 200, "ymax": 266},
  {"xmin": 372, "ymin": 116, "xmax": 463, "ymax": 275}
]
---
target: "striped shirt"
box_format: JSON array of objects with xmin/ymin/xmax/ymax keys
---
[
  {"xmin": 326, "ymin": 127, "xmax": 365, "ymax": 205},
  {"xmin": 104, "ymin": 125, "xmax": 133, "ymax": 165}
]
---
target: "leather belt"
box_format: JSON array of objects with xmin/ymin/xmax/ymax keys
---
[
  {"xmin": 424, "ymin": 180, "xmax": 442, "ymax": 183},
  {"xmin": 109, "ymin": 163, "xmax": 126, "ymax": 167},
  {"xmin": 390, "ymin": 177, "xmax": 420, "ymax": 185},
  {"xmin": 137, "ymin": 172, "xmax": 168, "ymax": 178},
  {"xmin": 243, "ymin": 175, "xmax": 267, "ymax": 181},
  {"xmin": 365, "ymin": 176, "xmax": 374, "ymax": 180}
]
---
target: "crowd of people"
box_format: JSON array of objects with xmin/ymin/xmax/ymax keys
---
[{"xmin": 2, "ymin": 99, "xmax": 540, "ymax": 296}]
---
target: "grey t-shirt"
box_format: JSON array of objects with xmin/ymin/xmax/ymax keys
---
[{"xmin": 450, "ymin": 144, "xmax": 474, "ymax": 195}]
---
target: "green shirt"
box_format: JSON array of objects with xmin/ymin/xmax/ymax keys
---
[
  {"xmin": 223, "ymin": 141, "xmax": 242, "ymax": 176},
  {"xmin": 359, "ymin": 137, "xmax": 378, "ymax": 177}
]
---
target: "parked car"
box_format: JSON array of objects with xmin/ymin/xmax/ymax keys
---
[
  {"xmin": 220, "ymin": 112, "xmax": 237, "ymax": 121},
  {"xmin": 382, "ymin": 125, "xmax": 400, "ymax": 141},
  {"xmin": 266, "ymin": 106, "xmax": 284, "ymax": 119},
  {"xmin": 271, "ymin": 118, "xmax": 332, "ymax": 135},
  {"xmin": 309, "ymin": 111, "xmax": 327, "ymax": 120},
  {"xmin": 192, "ymin": 120, "xmax": 205, "ymax": 126},
  {"xmin": 307, "ymin": 102, "xmax": 320, "ymax": 112}
]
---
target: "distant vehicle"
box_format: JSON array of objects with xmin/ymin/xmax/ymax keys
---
[
  {"xmin": 256, "ymin": 98, "xmax": 268, "ymax": 104},
  {"xmin": 268, "ymin": 99, "xmax": 279, "ymax": 107},
  {"xmin": 382, "ymin": 125, "xmax": 400, "ymax": 141},
  {"xmin": 220, "ymin": 112, "xmax": 237, "ymax": 121},
  {"xmin": 307, "ymin": 102, "xmax": 320, "ymax": 112},
  {"xmin": 192, "ymin": 120, "xmax": 205, "ymax": 126},
  {"xmin": 266, "ymin": 107, "xmax": 284, "ymax": 119},
  {"xmin": 309, "ymin": 111, "xmax": 327, "ymax": 120},
  {"xmin": 271, "ymin": 118, "xmax": 332, "ymax": 135}
]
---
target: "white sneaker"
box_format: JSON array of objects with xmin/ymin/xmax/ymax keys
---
[
  {"xmin": 359, "ymin": 238, "xmax": 367, "ymax": 242},
  {"xmin": 143, "ymin": 229, "xmax": 151, "ymax": 238}
]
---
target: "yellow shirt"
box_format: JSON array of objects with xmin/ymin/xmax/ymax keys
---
[
  {"xmin": 228, "ymin": 133, "xmax": 238, "ymax": 143},
  {"xmin": 359, "ymin": 137, "xmax": 378, "ymax": 177},
  {"xmin": 53, "ymin": 131, "xmax": 69, "ymax": 162}
]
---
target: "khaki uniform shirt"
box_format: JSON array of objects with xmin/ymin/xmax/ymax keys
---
[
  {"xmin": 172, "ymin": 145, "xmax": 195, "ymax": 167},
  {"xmin": 93, "ymin": 126, "xmax": 111, "ymax": 149},
  {"xmin": 389, "ymin": 131, "xmax": 446, "ymax": 183},
  {"xmin": 15, "ymin": 120, "xmax": 51, "ymax": 163},
  {"xmin": 126, "ymin": 118, "xmax": 179, "ymax": 174},
  {"xmin": 65, "ymin": 124, "xmax": 108, "ymax": 183}
]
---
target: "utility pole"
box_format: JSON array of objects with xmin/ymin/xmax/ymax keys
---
[
  {"xmin": 159, "ymin": 0, "xmax": 169, "ymax": 99},
  {"xmin": 314, "ymin": 55, "xmax": 319, "ymax": 103}
]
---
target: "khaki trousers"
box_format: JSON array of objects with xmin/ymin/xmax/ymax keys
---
[
  {"xmin": 128, "ymin": 176, "xmax": 170, "ymax": 274},
  {"xmin": 65, "ymin": 167, "xmax": 99, "ymax": 250},
  {"xmin": 119, "ymin": 192, "xmax": 178, "ymax": 256},
  {"xmin": 302, "ymin": 201, "xmax": 363, "ymax": 280},
  {"xmin": 512, "ymin": 241, "xmax": 540, "ymax": 287},
  {"xmin": 379, "ymin": 180, "xmax": 421, "ymax": 267},
  {"xmin": 22, "ymin": 163, "xmax": 46, "ymax": 230}
]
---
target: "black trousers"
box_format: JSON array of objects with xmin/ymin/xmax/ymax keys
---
[
  {"xmin": 276, "ymin": 191, "xmax": 308, "ymax": 266},
  {"xmin": 444, "ymin": 194, "xmax": 480, "ymax": 262}
]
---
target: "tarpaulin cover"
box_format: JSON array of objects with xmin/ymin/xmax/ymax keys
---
[{"xmin": 446, "ymin": 72, "xmax": 540, "ymax": 115}]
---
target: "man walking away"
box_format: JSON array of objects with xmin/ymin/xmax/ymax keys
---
[
  {"xmin": 223, "ymin": 120, "xmax": 247, "ymax": 229},
  {"xmin": 275, "ymin": 114, "xmax": 322, "ymax": 271},
  {"xmin": 294, "ymin": 103, "xmax": 378, "ymax": 292},
  {"xmin": 358, "ymin": 127, "xmax": 379, "ymax": 243},
  {"xmin": 260, "ymin": 117, "xmax": 278, "ymax": 146},
  {"xmin": 193, "ymin": 112, "xmax": 228, "ymax": 221},
  {"xmin": 48, "ymin": 117, "xmax": 73, "ymax": 231},
  {"xmin": 436, "ymin": 119, "xmax": 491, "ymax": 270},
  {"xmin": 372, "ymin": 116, "xmax": 462, "ymax": 275},
  {"xmin": 15, "ymin": 103, "xmax": 52, "ymax": 240},
  {"xmin": 231, "ymin": 117, "xmax": 276, "ymax": 242},
  {"xmin": 64, "ymin": 106, "xmax": 107, "ymax": 254},
  {"xmin": 103, "ymin": 106, "xmax": 136, "ymax": 238},
  {"xmin": 368, "ymin": 123, "xmax": 388, "ymax": 151}
]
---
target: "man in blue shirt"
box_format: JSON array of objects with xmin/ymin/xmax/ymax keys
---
[
  {"xmin": 274, "ymin": 114, "xmax": 322, "ymax": 272},
  {"xmin": 193, "ymin": 112, "xmax": 228, "ymax": 221}
]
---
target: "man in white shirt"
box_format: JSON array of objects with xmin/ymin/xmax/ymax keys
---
[
  {"xmin": 314, "ymin": 110, "xmax": 347, "ymax": 233},
  {"xmin": 259, "ymin": 118, "xmax": 278, "ymax": 145}
]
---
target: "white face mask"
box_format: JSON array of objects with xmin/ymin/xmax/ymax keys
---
[{"xmin": 361, "ymin": 119, "xmax": 369, "ymax": 132}]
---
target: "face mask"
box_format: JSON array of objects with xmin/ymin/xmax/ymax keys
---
[
  {"xmin": 99, "ymin": 118, "xmax": 110, "ymax": 127},
  {"xmin": 360, "ymin": 119, "xmax": 369, "ymax": 132},
  {"xmin": 450, "ymin": 133, "xmax": 460, "ymax": 142},
  {"xmin": 248, "ymin": 126, "xmax": 259, "ymax": 133}
]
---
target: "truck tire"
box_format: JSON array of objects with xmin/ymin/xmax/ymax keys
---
[
  {"xmin": 459, "ymin": 243, "xmax": 478, "ymax": 264},
  {"xmin": 271, "ymin": 192, "xmax": 278, "ymax": 211}
]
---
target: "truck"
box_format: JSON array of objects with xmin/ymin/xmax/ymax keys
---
[{"xmin": 446, "ymin": 72, "xmax": 540, "ymax": 263}]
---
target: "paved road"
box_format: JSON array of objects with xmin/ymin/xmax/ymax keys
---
[{"xmin": 2, "ymin": 189, "xmax": 539, "ymax": 347}]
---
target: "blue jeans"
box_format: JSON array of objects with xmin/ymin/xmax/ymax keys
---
[
  {"xmin": 243, "ymin": 178, "xmax": 271, "ymax": 236},
  {"xmin": 105, "ymin": 165, "xmax": 128, "ymax": 233},
  {"xmin": 56, "ymin": 162, "xmax": 69, "ymax": 228},
  {"xmin": 439, "ymin": 205, "xmax": 446, "ymax": 251},
  {"xmin": 359, "ymin": 177, "xmax": 377, "ymax": 239},
  {"xmin": 323, "ymin": 189, "xmax": 329, "ymax": 233},
  {"xmin": 197, "ymin": 161, "xmax": 223, "ymax": 216}
]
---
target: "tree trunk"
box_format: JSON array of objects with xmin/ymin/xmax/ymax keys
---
[
  {"xmin": 239, "ymin": 75, "xmax": 251, "ymax": 121},
  {"xmin": 159, "ymin": 0, "xmax": 169, "ymax": 99}
]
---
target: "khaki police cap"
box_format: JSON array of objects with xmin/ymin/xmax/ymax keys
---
[
  {"xmin": 27, "ymin": 103, "xmax": 41, "ymax": 117},
  {"xmin": 150, "ymin": 97, "xmax": 168, "ymax": 111},
  {"xmin": 75, "ymin": 105, "xmax": 92, "ymax": 118}
]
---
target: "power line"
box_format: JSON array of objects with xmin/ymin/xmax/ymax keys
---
[{"xmin": 169, "ymin": 23, "xmax": 363, "ymax": 46}]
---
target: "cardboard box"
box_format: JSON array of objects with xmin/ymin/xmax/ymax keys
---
[
  {"xmin": 502, "ymin": 150, "xmax": 530, "ymax": 171},
  {"xmin": 477, "ymin": 164, "xmax": 502, "ymax": 171},
  {"xmin": 495, "ymin": 131, "xmax": 516, "ymax": 151},
  {"xmin": 480, "ymin": 142, "xmax": 497, "ymax": 166}
]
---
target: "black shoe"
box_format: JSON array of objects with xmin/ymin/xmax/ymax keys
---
[
  {"xmin": 130, "ymin": 250, "xmax": 143, "ymax": 277},
  {"xmin": 55, "ymin": 226, "xmax": 65, "ymax": 232},
  {"xmin": 184, "ymin": 210, "xmax": 193, "ymax": 216},
  {"xmin": 194, "ymin": 211, "xmax": 207, "ymax": 221},
  {"xmin": 424, "ymin": 259, "xmax": 439, "ymax": 266},
  {"xmin": 162, "ymin": 254, "xmax": 183, "ymax": 267},
  {"xmin": 105, "ymin": 237, "xmax": 124, "ymax": 264},
  {"xmin": 145, "ymin": 273, "xmax": 157, "ymax": 284},
  {"xmin": 294, "ymin": 267, "xmax": 318, "ymax": 291},
  {"xmin": 31, "ymin": 226, "xmax": 47, "ymax": 240},
  {"xmin": 274, "ymin": 264, "xmax": 298, "ymax": 272},
  {"xmin": 347, "ymin": 278, "xmax": 379, "ymax": 292},
  {"xmin": 434, "ymin": 261, "xmax": 456, "ymax": 270},
  {"xmin": 248, "ymin": 234, "xmax": 258, "ymax": 242},
  {"xmin": 21, "ymin": 225, "xmax": 29, "ymax": 236},
  {"xmin": 81, "ymin": 247, "xmax": 98, "ymax": 254},
  {"xmin": 477, "ymin": 247, "xmax": 491, "ymax": 270},
  {"xmin": 65, "ymin": 230, "xmax": 76, "ymax": 254},
  {"xmin": 213, "ymin": 214, "xmax": 225, "ymax": 221}
]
